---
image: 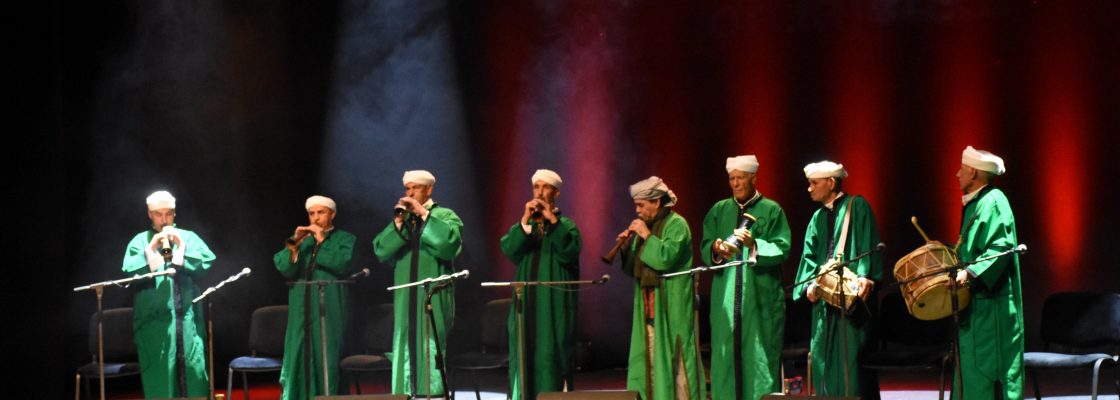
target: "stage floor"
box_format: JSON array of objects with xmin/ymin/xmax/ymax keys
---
[{"xmin": 88, "ymin": 367, "xmax": 1117, "ymax": 399}]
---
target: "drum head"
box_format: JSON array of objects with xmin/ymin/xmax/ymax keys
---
[{"xmin": 909, "ymin": 284, "xmax": 970, "ymax": 320}]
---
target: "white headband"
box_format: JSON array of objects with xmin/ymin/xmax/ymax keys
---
[
  {"xmin": 962, "ymin": 146, "xmax": 1006, "ymax": 175},
  {"xmin": 531, "ymin": 169, "xmax": 563, "ymax": 189},
  {"xmin": 726, "ymin": 155, "xmax": 759, "ymax": 173},
  {"xmin": 402, "ymin": 170, "xmax": 436, "ymax": 186},
  {"xmin": 146, "ymin": 191, "xmax": 176, "ymax": 211},
  {"xmin": 305, "ymin": 195, "xmax": 336, "ymax": 212},
  {"xmin": 803, "ymin": 161, "xmax": 848, "ymax": 179}
]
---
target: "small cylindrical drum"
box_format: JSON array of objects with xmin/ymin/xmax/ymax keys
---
[
  {"xmin": 894, "ymin": 241, "xmax": 970, "ymax": 320},
  {"xmin": 814, "ymin": 261, "xmax": 860, "ymax": 313}
]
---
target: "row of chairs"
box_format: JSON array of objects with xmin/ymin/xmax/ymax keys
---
[
  {"xmin": 77, "ymin": 292, "xmax": 1118, "ymax": 399},
  {"xmin": 75, "ymin": 299, "xmax": 513, "ymax": 400},
  {"xmin": 776, "ymin": 291, "xmax": 1120, "ymax": 399}
]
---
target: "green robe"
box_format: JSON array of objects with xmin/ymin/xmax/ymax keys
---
[
  {"xmin": 952, "ymin": 186, "xmax": 1024, "ymax": 400},
  {"xmin": 619, "ymin": 210, "xmax": 705, "ymax": 400},
  {"xmin": 274, "ymin": 230, "xmax": 356, "ymax": 400},
  {"xmin": 373, "ymin": 204, "xmax": 463, "ymax": 397},
  {"xmin": 500, "ymin": 215, "xmax": 582, "ymax": 400},
  {"xmin": 122, "ymin": 228, "xmax": 215, "ymax": 398},
  {"xmin": 701, "ymin": 196, "xmax": 792, "ymax": 400},
  {"xmin": 792, "ymin": 195, "xmax": 881, "ymax": 399}
]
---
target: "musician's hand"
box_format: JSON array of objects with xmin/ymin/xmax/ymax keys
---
[
  {"xmin": 806, "ymin": 282, "xmax": 819, "ymax": 303},
  {"xmin": 163, "ymin": 228, "xmax": 182, "ymax": 247},
  {"xmin": 148, "ymin": 233, "xmax": 165, "ymax": 252},
  {"xmin": 733, "ymin": 228, "xmax": 754, "ymax": 249},
  {"xmin": 522, "ymin": 200, "xmax": 538, "ymax": 223},
  {"xmin": 856, "ymin": 277, "xmax": 875, "ymax": 301},
  {"xmin": 537, "ymin": 201, "xmax": 558, "ymax": 224},
  {"xmin": 712, "ymin": 239, "xmax": 734, "ymax": 261},
  {"xmin": 616, "ymin": 229, "xmax": 633, "ymax": 241},
  {"xmin": 148, "ymin": 230, "xmax": 178, "ymax": 251},
  {"xmin": 400, "ymin": 197, "xmax": 429, "ymax": 218},
  {"xmin": 954, "ymin": 270, "xmax": 970, "ymax": 287},
  {"xmin": 306, "ymin": 224, "xmax": 326, "ymax": 244},
  {"xmin": 629, "ymin": 219, "xmax": 651, "ymax": 239}
]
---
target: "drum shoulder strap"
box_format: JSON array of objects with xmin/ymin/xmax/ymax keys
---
[{"xmin": 833, "ymin": 196, "xmax": 855, "ymax": 261}]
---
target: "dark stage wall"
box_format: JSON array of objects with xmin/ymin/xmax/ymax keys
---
[{"xmin": 21, "ymin": 0, "xmax": 1120, "ymax": 398}]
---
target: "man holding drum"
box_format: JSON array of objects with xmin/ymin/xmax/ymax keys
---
[
  {"xmin": 702, "ymin": 155, "xmax": 792, "ymax": 400},
  {"xmin": 792, "ymin": 161, "xmax": 882, "ymax": 399},
  {"xmin": 950, "ymin": 146, "xmax": 1024, "ymax": 400}
]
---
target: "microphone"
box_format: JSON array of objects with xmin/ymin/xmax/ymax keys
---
[
  {"xmin": 348, "ymin": 268, "xmax": 371, "ymax": 280},
  {"xmin": 594, "ymin": 274, "xmax": 610, "ymax": 285},
  {"xmin": 237, "ymin": 267, "xmax": 252, "ymax": 279},
  {"xmin": 1014, "ymin": 244, "xmax": 1028, "ymax": 253},
  {"xmin": 451, "ymin": 269, "xmax": 470, "ymax": 280},
  {"xmin": 875, "ymin": 242, "xmax": 886, "ymax": 252}
]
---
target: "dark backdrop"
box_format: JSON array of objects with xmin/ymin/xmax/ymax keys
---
[{"xmin": 16, "ymin": 0, "xmax": 1119, "ymax": 398}]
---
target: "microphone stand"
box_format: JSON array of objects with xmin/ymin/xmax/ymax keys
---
[
  {"xmin": 288, "ymin": 276, "xmax": 360, "ymax": 398},
  {"xmin": 787, "ymin": 247, "xmax": 879, "ymax": 397},
  {"xmin": 892, "ymin": 244, "xmax": 1025, "ymax": 400},
  {"xmin": 480, "ymin": 276, "xmax": 610, "ymax": 399},
  {"xmin": 74, "ymin": 268, "xmax": 177, "ymax": 400},
  {"xmin": 661, "ymin": 260, "xmax": 749, "ymax": 397},
  {"xmin": 193, "ymin": 269, "xmax": 252, "ymax": 400},
  {"xmin": 388, "ymin": 270, "xmax": 470, "ymax": 400}
]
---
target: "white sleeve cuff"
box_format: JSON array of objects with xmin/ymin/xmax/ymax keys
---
[
  {"xmin": 144, "ymin": 247, "xmax": 163, "ymax": 272},
  {"xmin": 171, "ymin": 235, "xmax": 187, "ymax": 266},
  {"xmin": 521, "ymin": 223, "xmax": 533, "ymax": 235}
]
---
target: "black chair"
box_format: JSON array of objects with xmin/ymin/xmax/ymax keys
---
[
  {"xmin": 860, "ymin": 291, "xmax": 953, "ymax": 399},
  {"xmin": 340, "ymin": 303, "xmax": 395, "ymax": 394},
  {"xmin": 538, "ymin": 391, "xmax": 639, "ymax": 400},
  {"xmin": 780, "ymin": 296, "xmax": 812, "ymax": 389},
  {"xmin": 227, "ymin": 305, "xmax": 288, "ymax": 400},
  {"xmin": 74, "ymin": 307, "xmax": 140, "ymax": 400},
  {"xmin": 1024, "ymin": 291, "xmax": 1120, "ymax": 400},
  {"xmin": 448, "ymin": 298, "xmax": 511, "ymax": 400}
]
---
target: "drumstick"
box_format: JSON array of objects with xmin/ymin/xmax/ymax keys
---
[{"xmin": 911, "ymin": 216, "xmax": 933, "ymax": 243}]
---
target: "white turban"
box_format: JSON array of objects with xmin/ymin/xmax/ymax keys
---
[
  {"xmin": 402, "ymin": 170, "xmax": 436, "ymax": 186},
  {"xmin": 629, "ymin": 176, "xmax": 678, "ymax": 207},
  {"xmin": 962, "ymin": 146, "xmax": 1006, "ymax": 176},
  {"xmin": 531, "ymin": 169, "xmax": 563, "ymax": 189},
  {"xmin": 726, "ymin": 155, "xmax": 759, "ymax": 173},
  {"xmin": 305, "ymin": 195, "xmax": 336, "ymax": 212},
  {"xmin": 146, "ymin": 191, "xmax": 176, "ymax": 211},
  {"xmin": 804, "ymin": 161, "xmax": 849, "ymax": 179}
]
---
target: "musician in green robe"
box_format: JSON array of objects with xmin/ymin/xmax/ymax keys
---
[
  {"xmin": 274, "ymin": 195, "xmax": 356, "ymax": 400},
  {"xmin": 950, "ymin": 146, "xmax": 1024, "ymax": 400},
  {"xmin": 373, "ymin": 170, "xmax": 463, "ymax": 397},
  {"xmin": 791, "ymin": 162, "xmax": 881, "ymax": 399},
  {"xmin": 500, "ymin": 169, "xmax": 582, "ymax": 400},
  {"xmin": 122, "ymin": 190, "xmax": 215, "ymax": 398},
  {"xmin": 702, "ymin": 156, "xmax": 792, "ymax": 400},
  {"xmin": 617, "ymin": 176, "xmax": 705, "ymax": 400}
]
